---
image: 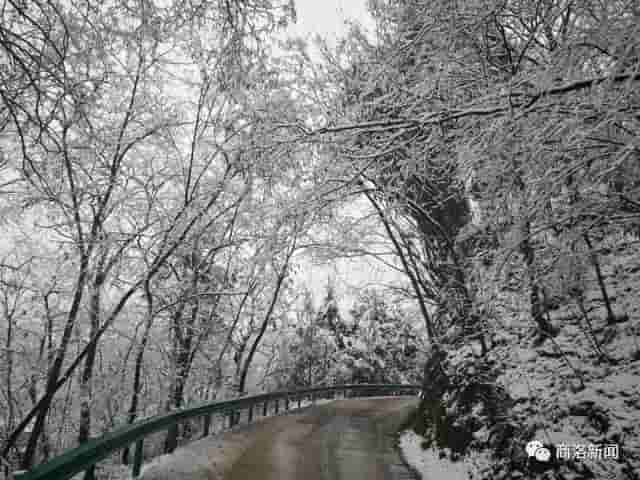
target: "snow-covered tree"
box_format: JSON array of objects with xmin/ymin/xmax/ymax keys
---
[{"xmin": 282, "ymin": 285, "xmax": 423, "ymax": 388}]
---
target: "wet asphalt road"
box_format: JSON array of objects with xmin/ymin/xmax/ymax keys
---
[{"xmin": 224, "ymin": 397, "xmax": 419, "ymax": 480}]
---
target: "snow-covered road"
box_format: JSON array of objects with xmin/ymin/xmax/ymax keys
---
[{"xmin": 139, "ymin": 397, "xmax": 419, "ymax": 480}]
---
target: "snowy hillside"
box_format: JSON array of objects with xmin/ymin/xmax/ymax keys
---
[{"xmin": 401, "ymin": 235, "xmax": 640, "ymax": 480}]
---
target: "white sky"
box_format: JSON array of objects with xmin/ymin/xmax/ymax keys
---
[{"xmin": 285, "ymin": 0, "xmax": 373, "ymax": 44}]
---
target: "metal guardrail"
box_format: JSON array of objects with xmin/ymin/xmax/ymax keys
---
[{"xmin": 12, "ymin": 383, "xmax": 420, "ymax": 480}]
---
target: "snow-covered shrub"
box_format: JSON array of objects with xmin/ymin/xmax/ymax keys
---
[{"xmin": 281, "ymin": 287, "xmax": 424, "ymax": 388}]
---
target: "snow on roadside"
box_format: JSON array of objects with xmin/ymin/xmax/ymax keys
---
[
  {"xmin": 399, "ymin": 430, "xmax": 494, "ymax": 480},
  {"xmin": 70, "ymin": 463, "xmax": 132, "ymax": 480},
  {"xmin": 69, "ymin": 398, "xmax": 339, "ymax": 480},
  {"xmin": 296, "ymin": 397, "xmax": 337, "ymax": 408},
  {"xmin": 399, "ymin": 430, "xmax": 487, "ymax": 480}
]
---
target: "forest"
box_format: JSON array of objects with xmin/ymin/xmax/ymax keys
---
[{"xmin": 0, "ymin": 0, "xmax": 639, "ymax": 479}]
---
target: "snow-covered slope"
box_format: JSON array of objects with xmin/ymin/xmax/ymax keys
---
[{"xmin": 401, "ymin": 235, "xmax": 640, "ymax": 480}]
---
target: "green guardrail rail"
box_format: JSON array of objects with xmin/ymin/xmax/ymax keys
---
[{"xmin": 12, "ymin": 383, "xmax": 421, "ymax": 480}]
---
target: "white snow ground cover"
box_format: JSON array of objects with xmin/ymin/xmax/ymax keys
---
[
  {"xmin": 488, "ymin": 239, "xmax": 640, "ymax": 478},
  {"xmin": 399, "ymin": 430, "xmax": 469, "ymax": 480},
  {"xmin": 399, "ymin": 430, "xmax": 492, "ymax": 480}
]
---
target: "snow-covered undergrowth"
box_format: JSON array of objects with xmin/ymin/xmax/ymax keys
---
[
  {"xmin": 407, "ymin": 235, "xmax": 640, "ymax": 480},
  {"xmin": 486, "ymin": 236, "xmax": 640, "ymax": 479}
]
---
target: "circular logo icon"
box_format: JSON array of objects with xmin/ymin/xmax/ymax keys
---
[
  {"xmin": 535, "ymin": 447, "xmax": 551, "ymax": 462},
  {"xmin": 526, "ymin": 440, "xmax": 544, "ymax": 457},
  {"xmin": 526, "ymin": 440, "xmax": 551, "ymax": 462}
]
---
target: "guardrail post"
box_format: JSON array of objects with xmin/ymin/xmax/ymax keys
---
[
  {"xmin": 203, "ymin": 414, "xmax": 211, "ymax": 437},
  {"xmin": 132, "ymin": 438, "xmax": 144, "ymax": 478},
  {"xmin": 84, "ymin": 465, "xmax": 95, "ymax": 480},
  {"xmin": 248, "ymin": 405, "xmax": 253, "ymax": 423}
]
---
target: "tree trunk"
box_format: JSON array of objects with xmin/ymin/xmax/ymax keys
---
[
  {"xmin": 2, "ymin": 294, "xmax": 18, "ymax": 477},
  {"xmin": 4, "ymin": 303, "xmax": 14, "ymax": 439},
  {"xmin": 233, "ymin": 333, "xmax": 249, "ymax": 384},
  {"xmin": 520, "ymin": 218, "xmax": 555, "ymax": 339},
  {"xmin": 415, "ymin": 344, "xmax": 449, "ymax": 437},
  {"xmin": 122, "ymin": 282, "xmax": 154, "ymax": 465},
  {"xmin": 20, "ymin": 255, "xmax": 90, "ymax": 469},
  {"xmin": 237, "ymin": 238, "xmax": 296, "ymax": 395},
  {"xmin": 366, "ymin": 191, "xmax": 435, "ymax": 338},
  {"xmin": 163, "ymin": 349, "xmax": 191, "ymax": 453},
  {"xmin": 163, "ymin": 303, "xmax": 185, "ymax": 454},
  {"xmin": 3, "ymin": 183, "xmax": 235, "ymax": 464},
  {"xmin": 78, "ymin": 269, "xmax": 105, "ymax": 480},
  {"xmin": 23, "ymin": 298, "xmax": 53, "ymax": 468},
  {"xmin": 78, "ymin": 273, "xmax": 104, "ymax": 443},
  {"xmin": 205, "ymin": 286, "xmax": 252, "ymax": 401},
  {"xmin": 237, "ymin": 277, "xmax": 284, "ymax": 394},
  {"xmin": 583, "ymin": 233, "xmax": 617, "ymax": 324},
  {"xmin": 164, "ymin": 272, "xmax": 199, "ymax": 454}
]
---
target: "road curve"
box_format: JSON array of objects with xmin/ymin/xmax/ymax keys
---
[
  {"xmin": 226, "ymin": 397, "xmax": 418, "ymax": 480},
  {"xmin": 139, "ymin": 397, "xmax": 419, "ymax": 480}
]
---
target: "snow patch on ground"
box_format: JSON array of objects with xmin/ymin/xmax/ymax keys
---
[
  {"xmin": 137, "ymin": 441, "xmax": 223, "ymax": 480},
  {"xmin": 70, "ymin": 464, "xmax": 132, "ymax": 480},
  {"xmin": 399, "ymin": 430, "xmax": 491, "ymax": 480},
  {"xmin": 296, "ymin": 397, "xmax": 337, "ymax": 408}
]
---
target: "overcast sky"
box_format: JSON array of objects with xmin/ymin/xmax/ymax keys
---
[{"xmin": 285, "ymin": 0, "xmax": 373, "ymax": 44}]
